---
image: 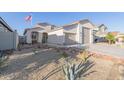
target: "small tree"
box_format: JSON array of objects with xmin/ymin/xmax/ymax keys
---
[{"xmin": 105, "ymin": 33, "xmax": 116, "ymax": 44}]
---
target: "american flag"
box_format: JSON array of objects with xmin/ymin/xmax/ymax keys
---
[{"xmin": 25, "ymin": 15, "xmax": 32, "ymax": 21}]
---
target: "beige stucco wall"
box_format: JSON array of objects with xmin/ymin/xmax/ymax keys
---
[
  {"xmin": 25, "ymin": 31, "xmax": 32, "ymax": 44},
  {"xmin": 64, "ymin": 33, "xmax": 76, "ymax": 45},
  {"xmin": 48, "ymin": 29, "xmax": 65, "ymax": 45},
  {"xmin": 25, "ymin": 29, "xmax": 44, "ymax": 44},
  {"xmin": 63, "ymin": 24, "xmax": 78, "ymax": 44},
  {"xmin": 49, "ymin": 22, "xmax": 94, "ymax": 45},
  {"xmin": 37, "ymin": 32, "xmax": 43, "ymax": 43},
  {"xmin": 76, "ymin": 24, "xmax": 82, "ymax": 43}
]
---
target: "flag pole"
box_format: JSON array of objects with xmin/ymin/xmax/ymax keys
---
[{"xmin": 30, "ymin": 12, "xmax": 32, "ymax": 27}]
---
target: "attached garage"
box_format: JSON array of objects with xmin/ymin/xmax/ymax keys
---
[
  {"xmin": 64, "ymin": 33, "xmax": 76, "ymax": 45},
  {"xmin": 82, "ymin": 27, "xmax": 91, "ymax": 44}
]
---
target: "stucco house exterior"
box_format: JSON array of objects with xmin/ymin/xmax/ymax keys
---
[
  {"xmin": 116, "ymin": 33, "xmax": 124, "ymax": 43},
  {"xmin": 24, "ymin": 23, "xmax": 57, "ymax": 44},
  {"xmin": 24, "ymin": 19, "xmax": 95, "ymax": 45},
  {"xmin": 93, "ymin": 24, "xmax": 108, "ymax": 42},
  {"xmin": 48, "ymin": 19, "xmax": 95, "ymax": 45},
  {"xmin": 0, "ymin": 17, "xmax": 18, "ymax": 50},
  {"xmin": 109, "ymin": 31, "xmax": 124, "ymax": 44}
]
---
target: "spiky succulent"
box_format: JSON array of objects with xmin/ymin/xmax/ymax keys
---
[
  {"xmin": 0, "ymin": 55, "xmax": 8, "ymax": 66},
  {"xmin": 32, "ymin": 48, "xmax": 38, "ymax": 55},
  {"xmin": 62, "ymin": 56, "xmax": 94, "ymax": 80}
]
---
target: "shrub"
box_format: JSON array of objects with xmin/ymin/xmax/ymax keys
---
[
  {"xmin": 61, "ymin": 51, "xmax": 68, "ymax": 58},
  {"xmin": 32, "ymin": 48, "xmax": 38, "ymax": 55}
]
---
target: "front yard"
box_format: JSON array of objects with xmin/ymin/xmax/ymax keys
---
[{"xmin": 0, "ymin": 45, "xmax": 123, "ymax": 80}]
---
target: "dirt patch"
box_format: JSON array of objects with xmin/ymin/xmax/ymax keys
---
[{"xmin": 0, "ymin": 47, "xmax": 123, "ymax": 80}]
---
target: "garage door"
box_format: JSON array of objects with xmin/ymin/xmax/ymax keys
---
[
  {"xmin": 82, "ymin": 27, "xmax": 90, "ymax": 44},
  {"xmin": 65, "ymin": 33, "xmax": 76, "ymax": 45}
]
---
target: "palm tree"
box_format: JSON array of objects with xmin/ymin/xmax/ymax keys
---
[{"xmin": 105, "ymin": 33, "xmax": 116, "ymax": 44}]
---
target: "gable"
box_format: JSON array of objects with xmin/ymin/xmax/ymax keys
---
[
  {"xmin": 81, "ymin": 22, "xmax": 95, "ymax": 29},
  {"xmin": 63, "ymin": 24, "xmax": 77, "ymax": 33}
]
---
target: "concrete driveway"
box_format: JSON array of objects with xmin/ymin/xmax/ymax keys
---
[{"xmin": 88, "ymin": 44, "xmax": 124, "ymax": 58}]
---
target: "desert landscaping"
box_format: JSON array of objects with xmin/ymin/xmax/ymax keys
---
[
  {"xmin": 0, "ymin": 44, "xmax": 124, "ymax": 80},
  {"xmin": 0, "ymin": 12, "xmax": 124, "ymax": 80}
]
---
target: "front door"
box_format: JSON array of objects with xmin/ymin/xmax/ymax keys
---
[
  {"xmin": 32, "ymin": 32, "xmax": 38, "ymax": 44},
  {"xmin": 42, "ymin": 33, "xmax": 48, "ymax": 43}
]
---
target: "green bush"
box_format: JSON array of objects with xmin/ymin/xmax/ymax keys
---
[{"xmin": 105, "ymin": 33, "xmax": 116, "ymax": 44}]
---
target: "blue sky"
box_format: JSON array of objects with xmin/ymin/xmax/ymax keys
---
[{"xmin": 0, "ymin": 12, "xmax": 124, "ymax": 35}]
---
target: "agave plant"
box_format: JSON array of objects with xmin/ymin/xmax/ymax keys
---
[
  {"xmin": 62, "ymin": 55, "xmax": 94, "ymax": 80},
  {"xmin": 0, "ymin": 54, "xmax": 8, "ymax": 66},
  {"xmin": 42, "ymin": 51, "xmax": 94, "ymax": 80},
  {"xmin": 32, "ymin": 48, "xmax": 38, "ymax": 55}
]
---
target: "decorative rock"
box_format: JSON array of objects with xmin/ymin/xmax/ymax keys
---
[{"xmin": 119, "ymin": 65, "xmax": 124, "ymax": 80}]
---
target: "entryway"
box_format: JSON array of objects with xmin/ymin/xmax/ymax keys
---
[{"xmin": 42, "ymin": 32, "xmax": 48, "ymax": 43}]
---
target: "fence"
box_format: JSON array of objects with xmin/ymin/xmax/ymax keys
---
[{"xmin": 0, "ymin": 32, "xmax": 18, "ymax": 50}]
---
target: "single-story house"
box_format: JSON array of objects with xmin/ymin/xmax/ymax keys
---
[
  {"xmin": 0, "ymin": 17, "xmax": 18, "ymax": 50},
  {"xmin": 24, "ymin": 19, "xmax": 108, "ymax": 45},
  {"xmin": 48, "ymin": 19, "xmax": 95, "ymax": 45},
  {"xmin": 24, "ymin": 19, "xmax": 95, "ymax": 45}
]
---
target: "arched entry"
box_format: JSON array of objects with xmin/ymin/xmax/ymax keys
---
[
  {"xmin": 32, "ymin": 32, "xmax": 38, "ymax": 44},
  {"xmin": 42, "ymin": 32, "xmax": 48, "ymax": 43}
]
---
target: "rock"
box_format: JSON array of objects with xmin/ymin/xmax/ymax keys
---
[{"xmin": 119, "ymin": 65, "xmax": 124, "ymax": 80}]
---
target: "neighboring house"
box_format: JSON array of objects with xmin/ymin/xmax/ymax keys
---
[
  {"xmin": 116, "ymin": 33, "xmax": 124, "ymax": 43},
  {"xmin": 24, "ymin": 19, "xmax": 107, "ymax": 45},
  {"xmin": 0, "ymin": 17, "xmax": 18, "ymax": 50},
  {"xmin": 24, "ymin": 23, "xmax": 57, "ymax": 44},
  {"xmin": 93, "ymin": 24, "xmax": 108, "ymax": 42},
  {"xmin": 109, "ymin": 31, "xmax": 124, "ymax": 44},
  {"xmin": 48, "ymin": 19, "xmax": 95, "ymax": 45}
]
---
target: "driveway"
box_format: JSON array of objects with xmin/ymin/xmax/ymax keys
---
[{"xmin": 89, "ymin": 44, "xmax": 124, "ymax": 58}]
